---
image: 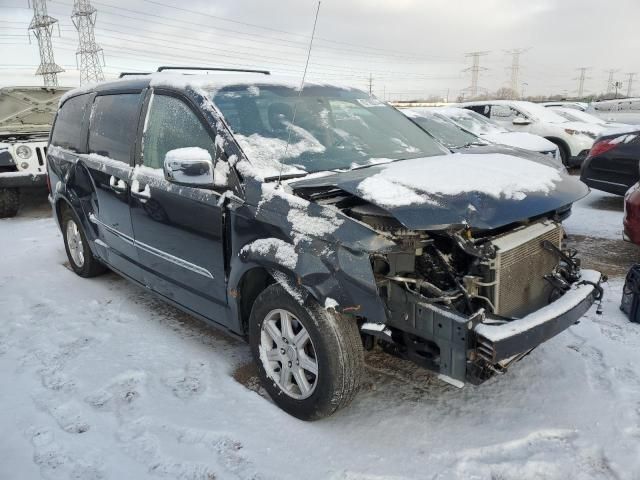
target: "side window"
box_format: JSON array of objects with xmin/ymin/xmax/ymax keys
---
[
  {"xmin": 490, "ymin": 105, "xmax": 521, "ymax": 120},
  {"xmin": 88, "ymin": 93, "xmax": 141, "ymax": 163},
  {"xmin": 51, "ymin": 94, "xmax": 90, "ymax": 152},
  {"xmin": 142, "ymin": 94, "xmax": 215, "ymax": 170},
  {"xmin": 466, "ymin": 105, "xmax": 489, "ymax": 118}
]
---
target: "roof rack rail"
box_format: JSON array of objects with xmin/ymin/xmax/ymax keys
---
[
  {"xmin": 156, "ymin": 66, "xmax": 271, "ymax": 75},
  {"xmin": 118, "ymin": 72, "xmax": 152, "ymax": 78}
]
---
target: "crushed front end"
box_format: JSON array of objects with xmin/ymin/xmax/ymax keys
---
[{"xmin": 364, "ymin": 218, "xmax": 604, "ymax": 385}]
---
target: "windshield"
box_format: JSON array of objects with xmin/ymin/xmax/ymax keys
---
[
  {"xmin": 212, "ymin": 85, "xmax": 447, "ymax": 177},
  {"xmin": 552, "ymin": 108, "xmax": 605, "ymax": 125},
  {"xmin": 406, "ymin": 110, "xmax": 483, "ymax": 149},
  {"xmin": 439, "ymin": 108, "xmax": 507, "ymax": 135},
  {"xmin": 516, "ymin": 102, "xmax": 568, "ymax": 124}
]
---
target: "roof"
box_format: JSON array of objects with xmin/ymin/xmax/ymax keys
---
[
  {"xmin": 60, "ymin": 72, "xmax": 360, "ymax": 106},
  {"xmin": 459, "ymin": 99, "xmax": 534, "ymax": 108}
]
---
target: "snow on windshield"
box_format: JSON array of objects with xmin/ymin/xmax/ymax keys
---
[
  {"xmin": 437, "ymin": 108, "xmax": 507, "ymax": 136},
  {"xmin": 515, "ymin": 102, "xmax": 569, "ymax": 124},
  {"xmin": 552, "ymin": 108, "xmax": 605, "ymax": 125},
  {"xmin": 210, "ymin": 84, "xmax": 446, "ymax": 178},
  {"xmin": 357, "ymin": 153, "xmax": 562, "ymax": 207}
]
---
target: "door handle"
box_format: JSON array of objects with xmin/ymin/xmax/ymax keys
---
[
  {"xmin": 131, "ymin": 182, "xmax": 151, "ymax": 200},
  {"xmin": 109, "ymin": 175, "xmax": 128, "ymax": 192}
]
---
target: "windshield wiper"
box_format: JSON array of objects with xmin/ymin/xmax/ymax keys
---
[{"xmin": 264, "ymin": 172, "xmax": 309, "ymax": 182}]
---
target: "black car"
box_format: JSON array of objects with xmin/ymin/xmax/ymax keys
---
[
  {"xmin": 580, "ymin": 128, "xmax": 640, "ymax": 195},
  {"xmin": 47, "ymin": 67, "xmax": 603, "ymax": 420}
]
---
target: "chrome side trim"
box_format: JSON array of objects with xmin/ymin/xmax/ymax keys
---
[
  {"xmin": 135, "ymin": 238, "xmax": 214, "ymax": 279},
  {"xmin": 88, "ymin": 213, "xmax": 214, "ymax": 279},
  {"xmin": 89, "ymin": 213, "xmax": 134, "ymax": 245}
]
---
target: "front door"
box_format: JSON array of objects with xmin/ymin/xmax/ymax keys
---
[
  {"xmin": 84, "ymin": 92, "xmax": 145, "ymax": 282},
  {"xmin": 129, "ymin": 92, "xmax": 228, "ymax": 322}
]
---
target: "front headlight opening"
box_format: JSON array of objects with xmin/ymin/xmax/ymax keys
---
[{"xmin": 16, "ymin": 145, "xmax": 32, "ymax": 159}]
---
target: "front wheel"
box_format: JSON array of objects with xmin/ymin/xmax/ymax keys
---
[
  {"xmin": 249, "ymin": 283, "xmax": 364, "ymax": 420},
  {"xmin": 0, "ymin": 187, "xmax": 20, "ymax": 218}
]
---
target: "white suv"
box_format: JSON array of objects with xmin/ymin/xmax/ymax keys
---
[{"xmin": 458, "ymin": 100, "xmax": 600, "ymax": 167}]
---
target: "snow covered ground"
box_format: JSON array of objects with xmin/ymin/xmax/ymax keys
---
[
  {"xmin": 563, "ymin": 188, "xmax": 624, "ymax": 240},
  {"xmin": 2, "ymin": 194, "xmax": 640, "ymax": 480}
]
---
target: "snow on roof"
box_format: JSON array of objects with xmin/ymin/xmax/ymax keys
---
[
  {"xmin": 357, "ymin": 153, "xmax": 562, "ymax": 207},
  {"xmin": 60, "ymin": 72, "xmax": 362, "ymax": 107},
  {"xmin": 148, "ymin": 72, "xmax": 359, "ymax": 95},
  {"xmin": 459, "ymin": 100, "xmax": 569, "ymax": 124}
]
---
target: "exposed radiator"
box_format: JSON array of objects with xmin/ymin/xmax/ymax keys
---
[{"xmin": 489, "ymin": 222, "xmax": 563, "ymax": 318}]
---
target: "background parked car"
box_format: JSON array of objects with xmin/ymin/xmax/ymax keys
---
[
  {"xmin": 458, "ymin": 100, "xmax": 601, "ymax": 167},
  {"xmin": 550, "ymin": 106, "xmax": 629, "ymax": 129},
  {"xmin": 624, "ymin": 180, "xmax": 640, "ymax": 244},
  {"xmin": 541, "ymin": 101, "xmax": 589, "ymax": 111},
  {"xmin": 402, "ymin": 108, "xmax": 564, "ymax": 169},
  {"xmin": 591, "ymin": 98, "xmax": 640, "ymax": 125},
  {"xmin": 0, "ymin": 86, "xmax": 70, "ymax": 218},
  {"xmin": 433, "ymin": 106, "xmax": 561, "ymax": 161},
  {"xmin": 581, "ymin": 127, "xmax": 640, "ymax": 195}
]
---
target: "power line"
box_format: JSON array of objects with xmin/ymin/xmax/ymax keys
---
[
  {"xmin": 28, "ymin": 0, "xmax": 64, "ymax": 86},
  {"xmin": 138, "ymin": 0, "xmax": 458, "ymax": 62},
  {"xmin": 48, "ymin": 0, "xmax": 459, "ymax": 65},
  {"xmin": 71, "ymin": 0, "xmax": 104, "ymax": 85}
]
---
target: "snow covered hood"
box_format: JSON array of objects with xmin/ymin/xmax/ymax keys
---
[
  {"xmin": 0, "ymin": 86, "xmax": 71, "ymax": 134},
  {"xmin": 481, "ymin": 131, "xmax": 557, "ymax": 152},
  {"xmin": 291, "ymin": 153, "xmax": 588, "ymax": 231}
]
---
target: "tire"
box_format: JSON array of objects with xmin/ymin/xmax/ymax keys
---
[
  {"xmin": 249, "ymin": 283, "xmax": 364, "ymax": 420},
  {"xmin": 61, "ymin": 206, "xmax": 107, "ymax": 278},
  {"xmin": 0, "ymin": 187, "xmax": 20, "ymax": 218}
]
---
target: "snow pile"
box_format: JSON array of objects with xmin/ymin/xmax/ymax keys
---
[
  {"xmin": 287, "ymin": 207, "xmax": 343, "ymax": 244},
  {"xmin": 357, "ymin": 153, "xmax": 562, "ymax": 207},
  {"xmin": 214, "ymin": 160, "xmax": 230, "ymax": 187},
  {"xmin": 610, "ymin": 133, "xmax": 638, "ymax": 144},
  {"xmin": 233, "ymin": 124, "xmax": 324, "ymax": 179},
  {"xmin": 482, "ymin": 131, "xmax": 557, "ymax": 152},
  {"xmin": 324, "ymin": 298, "xmax": 339, "ymax": 310},
  {"xmin": 240, "ymin": 238, "xmax": 298, "ymax": 269},
  {"xmin": 259, "ymin": 182, "xmax": 310, "ymax": 210},
  {"xmin": 358, "ymin": 175, "xmax": 433, "ymax": 207},
  {"xmin": 165, "ymin": 147, "xmax": 212, "ymax": 164}
]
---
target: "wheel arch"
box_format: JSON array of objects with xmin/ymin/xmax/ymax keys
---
[
  {"xmin": 545, "ymin": 136, "xmax": 570, "ymax": 163},
  {"xmin": 228, "ymin": 244, "xmax": 387, "ymax": 336}
]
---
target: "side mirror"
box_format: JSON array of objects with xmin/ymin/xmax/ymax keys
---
[
  {"xmin": 512, "ymin": 117, "xmax": 531, "ymax": 126},
  {"xmin": 163, "ymin": 147, "xmax": 214, "ymax": 188}
]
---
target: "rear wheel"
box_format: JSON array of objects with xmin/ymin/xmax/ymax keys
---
[
  {"xmin": 0, "ymin": 187, "xmax": 20, "ymax": 218},
  {"xmin": 61, "ymin": 207, "xmax": 107, "ymax": 277},
  {"xmin": 249, "ymin": 283, "xmax": 363, "ymax": 420}
]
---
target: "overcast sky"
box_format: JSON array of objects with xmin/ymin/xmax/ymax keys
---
[{"xmin": 1, "ymin": 0, "xmax": 639, "ymax": 99}]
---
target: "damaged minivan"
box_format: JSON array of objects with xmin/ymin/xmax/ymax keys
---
[{"xmin": 47, "ymin": 68, "xmax": 604, "ymax": 420}]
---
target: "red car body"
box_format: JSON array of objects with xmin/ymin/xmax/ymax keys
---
[{"xmin": 624, "ymin": 182, "xmax": 640, "ymax": 245}]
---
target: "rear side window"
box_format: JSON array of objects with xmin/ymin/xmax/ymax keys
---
[
  {"xmin": 142, "ymin": 94, "xmax": 215, "ymax": 169},
  {"xmin": 51, "ymin": 94, "xmax": 90, "ymax": 152},
  {"xmin": 88, "ymin": 93, "xmax": 142, "ymax": 163}
]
